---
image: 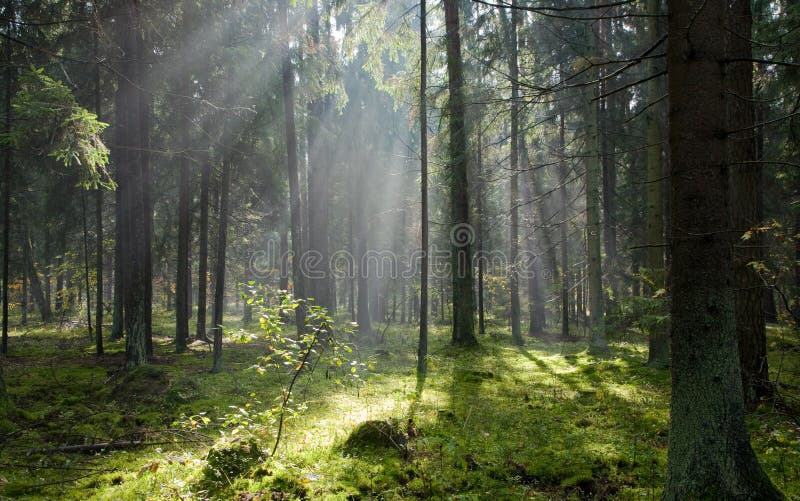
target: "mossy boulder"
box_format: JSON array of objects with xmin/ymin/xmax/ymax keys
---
[
  {"xmin": 341, "ymin": 419, "xmax": 409, "ymax": 453},
  {"xmin": 203, "ymin": 439, "xmax": 266, "ymax": 484}
]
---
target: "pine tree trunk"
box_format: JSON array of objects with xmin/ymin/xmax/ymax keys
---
[
  {"xmin": 115, "ymin": 0, "xmax": 150, "ymax": 368},
  {"xmin": 506, "ymin": 2, "xmax": 522, "ymax": 346},
  {"xmin": 196, "ymin": 156, "xmax": 210, "ymax": 341},
  {"xmin": 585, "ymin": 19, "xmax": 606, "ymax": 355},
  {"xmin": 212, "ymin": 156, "xmax": 231, "ymax": 373},
  {"xmin": 559, "ymin": 107, "xmax": 570, "ymax": 339},
  {"xmin": 728, "ymin": 0, "xmax": 770, "ymax": 409},
  {"xmin": 645, "ymin": 0, "xmax": 668, "ymax": 368},
  {"xmin": 175, "ymin": 101, "xmax": 191, "ymax": 353},
  {"xmin": 663, "ymin": 0, "xmax": 782, "ymax": 496},
  {"xmin": 281, "ymin": 0, "xmax": 305, "ymax": 333},
  {"xmin": 2, "ymin": 17, "xmax": 13, "ymax": 354},
  {"xmin": 444, "ymin": 0, "xmax": 476, "ymax": 346}
]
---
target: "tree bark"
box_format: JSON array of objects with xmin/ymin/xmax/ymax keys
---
[
  {"xmin": 663, "ymin": 0, "xmax": 782, "ymax": 496},
  {"xmin": 115, "ymin": 0, "xmax": 150, "ymax": 368},
  {"xmin": 2, "ymin": 9, "xmax": 13, "ymax": 353},
  {"xmin": 212, "ymin": 156, "xmax": 231, "ymax": 373},
  {"xmin": 585, "ymin": 18, "xmax": 606, "ymax": 355},
  {"xmin": 418, "ymin": 0, "xmax": 429, "ymax": 373},
  {"xmin": 559, "ymin": 105, "xmax": 570, "ymax": 339},
  {"xmin": 24, "ymin": 230, "xmax": 52, "ymax": 322},
  {"xmin": 645, "ymin": 0, "xmax": 668, "ymax": 368},
  {"xmin": 505, "ymin": 2, "xmax": 522, "ymax": 345},
  {"xmin": 728, "ymin": 0, "xmax": 770, "ymax": 409},
  {"xmin": 281, "ymin": 0, "xmax": 305, "ymax": 333},
  {"xmin": 196, "ymin": 156, "xmax": 210, "ymax": 341},
  {"xmin": 175, "ymin": 99, "xmax": 192, "ymax": 353},
  {"xmin": 444, "ymin": 0, "xmax": 476, "ymax": 346}
]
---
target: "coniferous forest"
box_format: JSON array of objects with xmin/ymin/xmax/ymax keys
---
[{"xmin": 1, "ymin": 0, "xmax": 800, "ymax": 499}]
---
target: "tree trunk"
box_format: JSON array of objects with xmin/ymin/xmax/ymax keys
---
[
  {"xmin": 2, "ymin": 13, "xmax": 13, "ymax": 354},
  {"xmin": 663, "ymin": 0, "xmax": 782, "ymax": 496},
  {"xmin": 81, "ymin": 192, "xmax": 93, "ymax": 339},
  {"xmin": 306, "ymin": 0, "xmax": 332, "ymax": 313},
  {"xmin": 24, "ymin": 230, "xmax": 52, "ymax": 322},
  {"xmin": 111, "ymin": 184, "xmax": 123, "ymax": 340},
  {"xmin": 212, "ymin": 156, "xmax": 231, "ymax": 373},
  {"xmin": 94, "ymin": 28, "xmax": 104, "ymax": 354},
  {"xmin": 505, "ymin": 3, "xmax": 522, "ymax": 345},
  {"xmin": 645, "ymin": 0, "xmax": 668, "ymax": 368},
  {"xmin": 585, "ymin": 19, "xmax": 606, "ymax": 355},
  {"xmin": 444, "ymin": 0, "xmax": 476, "ymax": 346},
  {"xmin": 559, "ymin": 105, "xmax": 570, "ymax": 339},
  {"xmin": 418, "ymin": 0, "xmax": 429, "ymax": 373},
  {"xmin": 728, "ymin": 0, "xmax": 770, "ymax": 409},
  {"xmin": 115, "ymin": 0, "xmax": 150, "ymax": 368},
  {"xmin": 476, "ymin": 125, "xmax": 486, "ymax": 336},
  {"xmin": 196, "ymin": 156, "xmax": 210, "ymax": 341},
  {"xmin": 175, "ymin": 106, "xmax": 191, "ymax": 353},
  {"xmin": 282, "ymin": 0, "xmax": 305, "ymax": 333}
]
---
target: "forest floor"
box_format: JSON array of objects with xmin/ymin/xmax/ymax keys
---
[{"xmin": 1, "ymin": 311, "xmax": 799, "ymax": 500}]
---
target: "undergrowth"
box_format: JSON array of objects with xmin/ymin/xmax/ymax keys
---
[{"xmin": 0, "ymin": 310, "xmax": 798, "ymax": 500}]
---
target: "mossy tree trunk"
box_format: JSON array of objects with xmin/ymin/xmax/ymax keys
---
[{"xmin": 663, "ymin": 0, "xmax": 783, "ymax": 497}]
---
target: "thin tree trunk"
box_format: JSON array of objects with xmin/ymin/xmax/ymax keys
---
[
  {"xmin": 175, "ymin": 107, "xmax": 191, "ymax": 353},
  {"xmin": 2, "ymin": 12, "xmax": 13, "ymax": 353},
  {"xmin": 111, "ymin": 184, "xmax": 123, "ymax": 339},
  {"xmin": 94, "ymin": 27, "xmax": 104, "ymax": 354},
  {"xmin": 505, "ymin": 2, "xmax": 522, "ymax": 345},
  {"xmin": 24, "ymin": 230, "xmax": 51, "ymax": 322},
  {"xmin": 585, "ymin": 16, "xmax": 606, "ymax": 355},
  {"xmin": 728, "ymin": 0, "xmax": 770, "ymax": 408},
  {"xmin": 81, "ymin": 192, "xmax": 93, "ymax": 339},
  {"xmin": 418, "ymin": 0, "xmax": 429, "ymax": 373},
  {"xmin": 212, "ymin": 156, "xmax": 231, "ymax": 373},
  {"xmin": 281, "ymin": 0, "xmax": 305, "ymax": 333},
  {"xmin": 196, "ymin": 156, "xmax": 210, "ymax": 341},
  {"xmin": 645, "ymin": 0, "xmax": 668, "ymax": 368},
  {"xmin": 559, "ymin": 106, "xmax": 570, "ymax": 339}
]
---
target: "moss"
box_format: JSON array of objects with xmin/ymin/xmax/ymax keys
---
[{"xmin": 203, "ymin": 438, "xmax": 266, "ymax": 485}]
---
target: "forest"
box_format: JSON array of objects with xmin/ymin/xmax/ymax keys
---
[{"xmin": 0, "ymin": 0, "xmax": 798, "ymax": 499}]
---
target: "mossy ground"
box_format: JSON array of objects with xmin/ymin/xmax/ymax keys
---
[{"xmin": 1, "ymin": 310, "xmax": 799, "ymax": 500}]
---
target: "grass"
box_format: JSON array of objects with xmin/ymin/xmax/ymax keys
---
[{"xmin": 1, "ymin": 309, "xmax": 799, "ymax": 500}]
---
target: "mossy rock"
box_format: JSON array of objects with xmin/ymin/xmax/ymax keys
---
[
  {"xmin": 112, "ymin": 366, "xmax": 169, "ymax": 403},
  {"xmin": 203, "ymin": 439, "xmax": 266, "ymax": 484},
  {"xmin": 341, "ymin": 419, "xmax": 408, "ymax": 453}
]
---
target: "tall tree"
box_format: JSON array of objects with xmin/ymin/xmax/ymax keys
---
[
  {"xmin": 212, "ymin": 154, "xmax": 231, "ymax": 373},
  {"xmin": 585, "ymin": 17, "xmax": 606, "ymax": 355},
  {"xmin": 418, "ymin": 0, "xmax": 429, "ymax": 374},
  {"xmin": 505, "ymin": 2, "xmax": 522, "ymax": 345},
  {"xmin": 645, "ymin": 0, "xmax": 668, "ymax": 368},
  {"xmin": 444, "ymin": 0, "xmax": 476, "ymax": 346},
  {"xmin": 2, "ymin": 0, "xmax": 14, "ymax": 355},
  {"xmin": 558, "ymin": 102, "xmax": 570, "ymax": 339},
  {"xmin": 306, "ymin": 0, "xmax": 332, "ymax": 313},
  {"xmin": 196, "ymin": 155, "xmax": 210, "ymax": 341},
  {"xmin": 281, "ymin": 0, "xmax": 305, "ymax": 332},
  {"xmin": 728, "ymin": 0, "xmax": 770, "ymax": 409},
  {"xmin": 115, "ymin": 0, "xmax": 151, "ymax": 368},
  {"xmin": 93, "ymin": 10, "xmax": 104, "ymax": 356},
  {"xmin": 663, "ymin": 0, "xmax": 782, "ymax": 496}
]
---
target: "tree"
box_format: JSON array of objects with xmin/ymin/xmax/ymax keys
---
[
  {"xmin": 663, "ymin": 0, "xmax": 783, "ymax": 496},
  {"xmin": 504, "ymin": 2, "xmax": 523, "ymax": 346},
  {"xmin": 196, "ymin": 154, "xmax": 210, "ymax": 341},
  {"xmin": 281, "ymin": 0, "xmax": 305, "ymax": 332},
  {"xmin": 585, "ymin": 17, "xmax": 606, "ymax": 355},
  {"xmin": 644, "ymin": 0, "xmax": 668, "ymax": 368},
  {"xmin": 444, "ymin": 0, "xmax": 476, "ymax": 347},
  {"xmin": 418, "ymin": 0, "xmax": 429, "ymax": 374},
  {"xmin": 114, "ymin": 0, "xmax": 151, "ymax": 368},
  {"xmin": 728, "ymin": 0, "xmax": 770, "ymax": 409}
]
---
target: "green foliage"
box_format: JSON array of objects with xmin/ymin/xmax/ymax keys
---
[
  {"xmin": 2, "ymin": 66, "xmax": 113, "ymax": 189},
  {"xmin": 221, "ymin": 287, "xmax": 365, "ymax": 454}
]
